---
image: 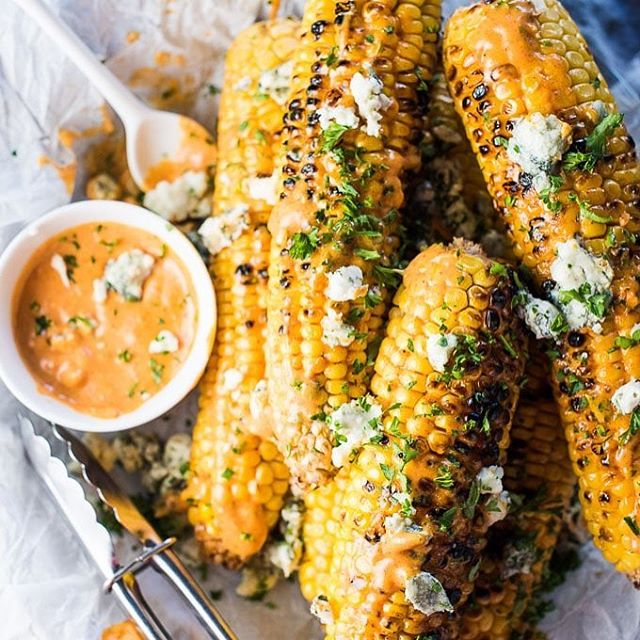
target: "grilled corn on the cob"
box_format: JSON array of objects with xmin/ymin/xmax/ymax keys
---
[
  {"xmin": 444, "ymin": 0, "xmax": 640, "ymax": 579},
  {"xmin": 301, "ymin": 242, "xmax": 528, "ymax": 639},
  {"xmin": 266, "ymin": 0, "xmax": 441, "ymax": 491},
  {"xmin": 459, "ymin": 388, "xmax": 575, "ymax": 640},
  {"xmin": 407, "ymin": 71, "xmax": 499, "ymax": 256},
  {"xmin": 186, "ymin": 20, "xmax": 298, "ymax": 567}
]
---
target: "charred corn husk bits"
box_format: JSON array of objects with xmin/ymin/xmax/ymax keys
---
[
  {"xmin": 266, "ymin": 0, "xmax": 441, "ymax": 491},
  {"xmin": 186, "ymin": 20, "xmax": 298, "ymax": 568},
  {"xmin": 301, "ymin": 243, "xmax": 528, "ymax": 640},
  {"xmin": 444, "ymin": 0, "xmax": 640, "ymax": 578}
]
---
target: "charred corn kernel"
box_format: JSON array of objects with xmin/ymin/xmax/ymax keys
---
[
  {"xmin": 459, "ymin": 389, "xmax": 576, "ymax": 640},
  {"xmin": 266, "ymin": 0, "xmax": 442, "ymax": 491},
  {"xmin": 444, "ymin": 0, "xmax": 640, "ymax": 579},
  {"xmin": 185, "ymin": 20, "xmax": 298, "ymax": 569},
  {"xmin": 301, "ymin": 243, "xmax": 528, "ymax": 640},
  {"xmin": 406, "ymin": 70, "xmax": 503, "ymax": 259}
]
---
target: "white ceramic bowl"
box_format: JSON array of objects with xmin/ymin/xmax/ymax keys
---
[{"xmin": 0, "ymin": 200, "xmax": 216, "ymax": 432}]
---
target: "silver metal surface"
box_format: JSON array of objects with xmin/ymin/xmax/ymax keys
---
[
  {"xmin": 53, "ymin": 424, "xmax": 238, "ymax": 640},
  {"xmin": 54, "ymin": 425, "xmax": 162, "ymax": 544},
  {"xmin": 19, "ymin": 417, "xmax": 171, "ymax": 640}
]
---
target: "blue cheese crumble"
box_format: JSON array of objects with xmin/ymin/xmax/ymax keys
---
[
  {"xmin": 265, "ymin": 499, "xmax": 304, "ymax": 578},
  {"xmin": 476, "ymin": 465, "xmax": 510, "ymax": 526},
  {"xmin": 321, "ymin": 308, "xmax": 355, "ymax": 348},
  {"xmin": 143, "ymin": 170, "xmax": 211, "ymax": 222},
  {"xmin": 327, "ymin": 395, "xmax": 382, "ymax": 467},
  {"xmin": 519, "ymin": 294, "xmax": 564, "ymax": 340},
  {"xmin": 612, "ymin": 380, "xmax": 640, "ymax": 415},
  {"xmin": 247, "ymin": 172, "xmax": 278, "ymax": 205},
  {"xmin": 507, "ymin": 113, "xmax": 572, "ymax": 191},
  {"xmin": 258, "ymin": 61, "xmax": 293, "ymax": 105},
  {"xmin": 103, "ymin": 249, "xmax": 155, "ymax": 301},
  {"xmin": 550, "ymin": 238, "xmax": 613, "ymax": 332},
  {"xmin": 405, "ymin": 572, "xmax": 453, "ymax": 616},
  {"xmin": 50, "ymin": 253, "xmax": 71, "ymax": 288},
  {"xmin": 350, "ymin": 71, "xmax": 392, "ymax": 137},
  {"xmin": 426, "ymin": 333, "xmax": 458, "ymax": 372},
  {"xmin": 148, "ymin": 330, "xmax": 179, "ymax": 354},
  {"xmin": 198, "ymin": 205, "xmax": 249, "ymax": 256},
  {"xmin": 325, "ymin": 265, "xmax": 367, "ymax": 302},
  {"xmin": 316, "ymin": 105, "xmax": 359, "ymax": 131}
]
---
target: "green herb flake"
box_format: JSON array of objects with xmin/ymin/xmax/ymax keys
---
[
  {"xmin": 321, "ymin": 122, "xmax": 351, "ymax": 152},
  {"xmin": 34, "ymin": 315, "xmax": 52, "ymax": 336},
  {"xmin": 289, "ymin": 228, "xmax": 320, "ymax": 260},
  {"xmin": 222, "ymin": 468, "xmax": 235, "ymax": 480},
  {"xmin": 625, "ymin": 516, "xmax": 640, "ymax": 536},
  {"xmin": 619, "ymin": 409, "xmax": 640, "ymax": 445},
  {"xmin": 149, "ymin": 358, "xmax": 165, "ymax": 384},
  {"xmin": 438, "ymin": 506, "xmax": 457, "ymax": 532},
  {"xmin": 563, "ymin": 112, "xmax": 624, "ymax": 172}
]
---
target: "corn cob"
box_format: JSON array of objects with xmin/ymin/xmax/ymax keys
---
[
  {"xmin": 266, "ymin": 0, "xmax": 441, "ymax": 491},
  {"xmin": 444, "ymin": 0, "xmax": 640, "ymax": 580},
  {"xmin": 186, "ymin": 20, "xmax": 298, "ymax": 567},
  {"xmin": 459, "ymin": 389, "xmax": 575, "ymax": 640},
  {"xmin": 406, "ymin": 70, "xmax": 500, "ymax": 255},
  {"xmin": 300, "ymin": 242, "xmax": 528, "ymax": 639}
]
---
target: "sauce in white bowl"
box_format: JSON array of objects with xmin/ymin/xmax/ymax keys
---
[{"xmin": 0, "ymin": 200, "xmax": 216, "ymax": 432}]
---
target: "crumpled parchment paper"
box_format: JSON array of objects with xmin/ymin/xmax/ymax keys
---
[{"xmin": 0, "ymin": 1, "xmax": 639, "ymax": 639}]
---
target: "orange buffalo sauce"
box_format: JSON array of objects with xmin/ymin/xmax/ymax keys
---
[
  {"xmin": 14, "ymin": 222, "xmax": 197, "ymax": 418},
  {"xmin": 144, "ymin": 116, "xmax": 217, "ymax": 189}
]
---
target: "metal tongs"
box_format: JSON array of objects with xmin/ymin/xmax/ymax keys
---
[{"xmin": 20, "ymin": 417, "xmax": 237, "ymax": 640}]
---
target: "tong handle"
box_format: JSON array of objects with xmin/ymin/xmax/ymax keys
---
[
  {"xmin": 111, "ymin": 575, "xmax": 172, "ymax": 640},
  {"xmin": 152, "ymin": 548, "xmax": 238, "ymax": 640}
]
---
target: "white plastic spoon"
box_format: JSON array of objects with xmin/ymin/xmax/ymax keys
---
[{"xmin": 13, "ymin": 0, "xmax": 216, "ymax": 191}]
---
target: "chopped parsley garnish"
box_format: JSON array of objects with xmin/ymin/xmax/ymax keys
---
[
  {"xmin": 207, "ymin": 84, "xmax": 221, "ymax": 95},
  {"xmin": 355, "ymin": 248, "xmax": 381, "ymax": 261},
  {"xmin": 557, "ymin": 283, "xmax": 611, "ymax": 320},
  {"xmin": 434, "ymin": 465, "xmax": 454, "ymax": 489},
  {"xmin": 619, "ymin": 409, "xmax": 640, "ymax": 445},
  {"xmin": 222, "ymin": 468, "xmax": 235, "ymax": 480},
  {"xmin": 289, "ymin": 229, "xmax": 320, "ymax": 259},
  {"xmin": 568, "ymin": 192, "xmax": 613, "ymax": 223},
  {"xmin": 239, "ymin": 120, "xmax": 249, "ymax": 131},
  {"xmin": 365, "ymin": 290, "xmax": 383, "ymax": 308},
  {"xmin": 324, "ymin": 46, "xmax": 338, "ymax": 67},
  {"xmin": 563, "ymin": 112, "xmax": 623, "ymax": 172},
  {"xmin": 439, "ymin": 334, "xmax": 483, "ymax": 384},
  {"xmin": 614, "ymin": 328, "xmax": 640, "ymax": 350},
  {"xmin": 380, "ymin": 463, "xmax": 395, "ymax": 481},
  {"xmin": 34, "ymin": 315, "xmax": 52, "ymax": 336},
  {"xmin": 500, "ymin": 334, "xmax": 518, "ymax": 358},
  {"xmin": 68, "ymin": 315, "xmax": 94, "ymax": 329},
  {"xmin": 321, "ymin": 122, "xmax": 351, "ymax": 152},
  {"xmin": 63, "ymin": 254, "xmax": 78, "ymax": 282},
  {"xmin": 209, "ymin": 589, "xmax": 223, "ymax": 601},
  {"xmin": 118, "ymin": 349, "xmax": 133, "ymax": 363},
  {"xmin": 149, "ymin": 358, "xmax": 165, "ymax": 384},
  {"xmin": 438, "ymin": 506, "xmax": 457, "ymax": 532},
  {"xmin": 489, "ymin": 262, "xmax": 508, "ymax": 278},
  {"xmin": 407, "ymin": 338, "xmax": 415, "ymax": 353},
  {"xmin": 463, "ymin": 480, "xmax": 481, "ymax": 519},
  {"xmin": 373, "ymin": 264, "xmax": 402, "ymax": 287},
  {"xmin": 625, "ymin": 516, "xmax": 640, "ymax": 536}
]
